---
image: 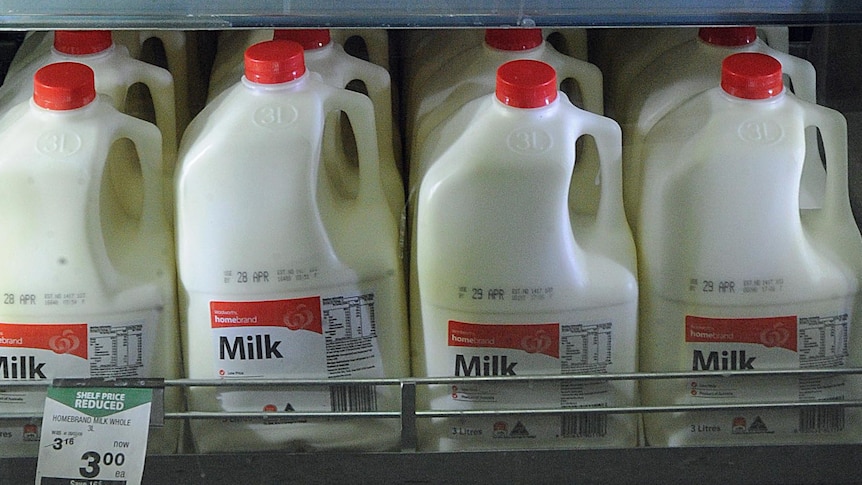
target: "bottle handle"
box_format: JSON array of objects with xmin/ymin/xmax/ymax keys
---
[
  {"xmin": 136, "ymin": 30, "xmax": 191, "ymax": 136},
  {"xmin": 805, "ymin": 104, "xmax": 852, "ymax": 230},
  {"xmin": 773, "ymin": 51, "xmax": 817, "ymax": 104},
  {"xmin": 555, "ymin": 59, "xmax": 604, "ymax": 115},
  {"xmin": 333, "ymin": 29, "xmax": 391, "ymax": 69},
  {"xmin": 127, "ymin": 59, "xmax": 178, "ymax": 162},
  {"xmin": 323, "ymin": 87, "xmax": 384, "ymax": 209},
  {"xmin": 335, "ymin": 46, "xmax": 396, "ymax": 155},
  {"xmin": 572, "ymin": 106, "xmax": 635, "ymax": 267},
  {"xmin": 111, "ymin": 110, "xmax": 166, "ymax": 247}
]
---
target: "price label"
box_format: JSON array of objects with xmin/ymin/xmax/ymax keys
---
[{"xmin": 35, "ymin": 386, "xmax": 152, "ymax": 485}]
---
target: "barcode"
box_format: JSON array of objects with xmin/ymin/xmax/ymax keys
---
[
  {"xmin": 560, "ymin": 413, "xmax": 607, "ymax": 438},
  {"xmin": 799, "ymin": 406, "xmax": 845, "ymax": 433},
  {"xmin": 330, "ymin": 384, "xmax": 378, "ymax": 412}
]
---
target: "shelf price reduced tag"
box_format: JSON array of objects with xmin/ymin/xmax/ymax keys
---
[{"xmin": 35, "ymin": 385, "xmax": 152, "ymax": 485}]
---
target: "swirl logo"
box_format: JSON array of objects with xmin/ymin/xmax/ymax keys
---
[
  {"xmin": 760, "ymin": 323, "xmax": 791, "ymax": 348},
  {"xmin": 48, "ymin": 329, "xmax": 81, "ymax": 355},
  {"xmin": 284, "ymin": 304, "xmax": 315, "ymax": 331},
  {"xmin": 521, "ymin": 330, "xmax": 553, "ymax": 354}
]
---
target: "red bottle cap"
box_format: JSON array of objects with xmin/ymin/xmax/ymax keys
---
[
  {"xmin": 485, "ymin": 28, "xmax": 543, "ymax": 51},
  {"xmin": 53, "ymin": 31, "xmax": 113, "ymax": 55},
  {"xmin": 496, "ymin": 59, "xmax": 557, "ymax": 108},
  {"xmin": 273, "ymin": 29, "xmax": 331, "ymax": 50},
  {"xmin": 698, "ymin": 27, "xmax": 757, "ymax": 47},
  {"xmin": 721, "ymin": 52, "xmax": 783, "ymax": 100},
  {"xmin": 33, "ymin": 62, "xmax": 97, "ymax": 110},
  {"xmin": 244, "ymin": 40, "xmax": 306, "ymax": 84}
]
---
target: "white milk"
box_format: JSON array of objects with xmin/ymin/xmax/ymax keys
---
[
  {"xmin": 176, "ymin": 40, "xmax": 409, "ymax": 453},
  {"xmin": 413, "ymin": 59, "xmax": 638, "ymax": 451},
  {"xmin": 401, "ymin": 27, "xmax": 588, "ymax": 109},
  {"xmin": 208, "ymin": 29, "xmax": 391, "ymax": 95},
  {"xmin": 0, "ymin": 62, "xmax": 180, "ymax": 456},
  {"xmin": 207, "ymin": 29, "xmax": 405, "ymax": 222},
  {"xmin": 406, "ymin": 29, "xmax": 603, "ymax": 212},
  {"xmin": 9, "ymin": 30, "xmax": 199, "ymax": 138},
  {"xmin": 637, "ymin": 52, "xmax": 862, "ymax": 447},
  {"xmin": 3, "ymin": 31, "xmax": 178, "ymax": 154},
  {"xmin": 618, "ymin": 27, "xmax": 822, "ymax": 229},
  {"xmin": 592, "ymin": 26, "xmax": 788, "ymax": 120},
  {"xmin": 0, "ymin": 31, "xmax": 179, "ymax": 226}
]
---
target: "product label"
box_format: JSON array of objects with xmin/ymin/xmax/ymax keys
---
[
  {"xmin": 684, "ymin": 313, "xmax": 849, "ymax": 435},
  {"xmin": 35, "ymin": 386, "xmax": 152, "ymax": 484},
  {"xmin": 0, "ymin": 311, "xmax": 160, "ymax": 446},
  {"xmin": 211, "ymin": 290, "xmax": 384, "ymax": 413},
  {"xmin": 443, "ymin": 319, "xmax": 616, "ymax": 440}
]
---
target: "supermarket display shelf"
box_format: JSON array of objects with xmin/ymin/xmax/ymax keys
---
[
  {"xmin": 2, "ymin": 0, "xmax": 862, "ymax": 29},
  {"xmin": 1, "ymin": 2, "xmax": 862, "ymax": 483},
  {"xmin": 4, "ymin": 371, "xmax": 862, "ymax": 483}
]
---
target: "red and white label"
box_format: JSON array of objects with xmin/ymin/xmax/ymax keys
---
[
  {"xmin": 212, "ymin": 291, "xmax": 386, "ymax": 413},
  {"xmin": 211, "ymin": 297, "xmax": 323, "ymax": 334},
  {"xmin": 0, "ymin": 323, "xmax": 88, "ymax": 360},
  {"xmin": 685, "ymin": 315, "xmax": 797, "ymax": 351},
  {"xmin": 448, "ymin": 320, "xmax": 559, "ymax": 358}
]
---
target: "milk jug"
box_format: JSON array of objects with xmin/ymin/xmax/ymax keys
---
[
  {"xmin": 406, "ymin": 28, "xmax": 604, "ymax": 218},
  {"xmin": 619, "ymin": 27, "xmax": 822, "ymax": 228},
  {"xmin": 207, "ymin": 29, "xmax": 404, "ymax": 224},
  {"xmin": 0, "ymin": 62, "xmax": 181, "ymax": 456},
  {"xmin": 593, "ymin": 26, "xmax": 789, "ymax": 119},
  {"xmin": 208, "ymin": 29, "xmax": 391, "ymax": 96},
  {"xmin": 2, "ymin": 31, "xmax": 178, "ymax": 155},
  {"xmin": 8, "ymin": 30, "xmax": 195, "ymax": 137},
  {"xmin": 0, "ymin": 31, "xmax": 179, "ymax": 225},
  {"xmin": 401, "ymin": 27, "xmax": 588, "ymax": 108},
  {"xmin": 413, "ymin": 59, "xmax": 638, "ymax": 451},
  {"xmin": 176, "ymin": 40, "xmax": 409, "ymax": 453},
  {"xmin": 637, "ymin": 52, "xmax": 862, "ymax": 447}
]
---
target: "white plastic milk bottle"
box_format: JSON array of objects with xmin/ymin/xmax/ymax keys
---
[
  {"xmin": 592, "ymin": 26, "xmax": 788, "ymax": 119},
  {"xmin": 619, "ymin": 26, "xmax": 822, "ymax": 229},
  {"xmin": 176, "ymin": 40, "xmax": 409, "ymax": 453},
  {"xmin": 2, "ymin": 31, "xmax": 177, "ymax": 155},
  {"xmin": 7, "ymin": 30, "xmax": 194, "ymax": 138},
  {"xmin": 406, "ymin": 28, "xmax": 604, "ymax": 217},
  {"xmin": 413, "ymin": 59, "xmax": 638, "ymax": 451},
  {"xmin": 0, "ymin": 31, "xmax": 179, "ymax": 225},
  {"xmin": 0, "ymin": 62, "xmax": 181, "ymax": 456},
  {"xmin": 637, "ymin": 52, "xmax": 862, "ymax": 447},
  {"xmin": 207, "ymin": 29, "xmax": 404, "ymax": 222},
  {"xmin": 208, "ymin": 29, "xmax": 391, "ymax": 96},
  {"xmin": 401, "ymin": 28, "xmax": 588, "ymax": 107}
]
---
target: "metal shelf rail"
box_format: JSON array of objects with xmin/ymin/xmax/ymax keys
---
[{"xmin": 3, "ymin": 369, "xmax": 862, "ymax": 484}]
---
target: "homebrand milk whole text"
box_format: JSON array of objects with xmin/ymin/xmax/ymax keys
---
[
  {"xmin": 0, "ymin": 62, "xmax": 180, "ymax": 456},
  {"xmin": 638, "ymin": 53, "xmax": 862, "ymax": 446},
  {"xmin": 413, "ymin": 59, "xmax": 638, "ymax": 451},
  {"xmin": 176, "ymin": 40, "xmax": 409, "ymax": 452}
]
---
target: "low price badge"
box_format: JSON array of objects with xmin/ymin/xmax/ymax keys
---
[{"xmin": 35, "ymin": 386, "xmax": 152, "ymax": 485}]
